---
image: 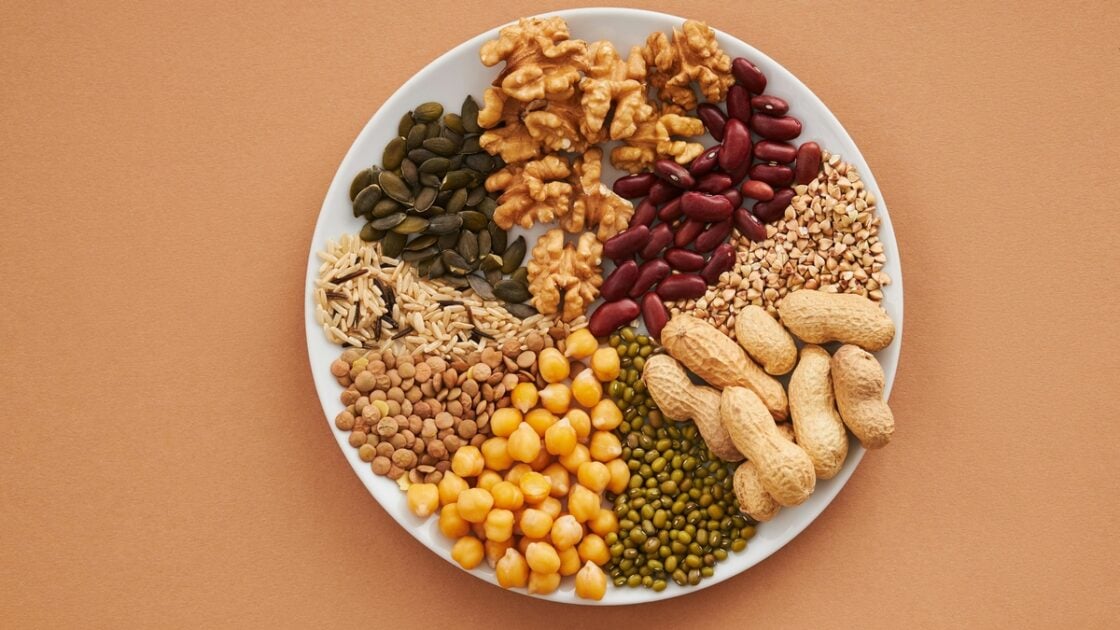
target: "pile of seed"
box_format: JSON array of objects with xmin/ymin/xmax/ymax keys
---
[
  {"xmin": 602, "ymin": 327, "xmax": 755, "ymax": 591},
  {"xmin": 331, "ymin": 333, "xmax": 560, "ymax": 483},
  {"xmin": 666, "ymin": 151, "xmax": 891, "ymax": 336},
  {"xmin": 314, "ymin": 234, "xmax": 586, "ymax": 356}
]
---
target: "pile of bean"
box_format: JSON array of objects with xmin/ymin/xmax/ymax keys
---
[
  {"xmin": 588, "ymin": 57, "xmax": 824, "ymax": 340},
  {"xmin": 349, "ymin": 98, "xmax": 534, "ymax": 309},
  {"xmin": 603, "ymin": 327, "xmax": 756, "ymax": 590}
]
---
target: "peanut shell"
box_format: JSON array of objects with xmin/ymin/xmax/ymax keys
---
[
  {"xmin": 734, "ymin": 305, "xmax": 797, "ymax": 375},
  {"xmin": 642, "ymin": 354, "xmax": 742, "ymax": 462},
  {"xmin": 831, "ymin": 344, "xmax": 894, "ymax": 449},
  {"xmin": 778, "ymin": 290, "xmax": 895, "ymax": 351},
  {"xmin": 788, "ymin": 345, "xmax": 849, "ymax": 479},
  {"xmin": 720, "ymin": 386, "xmax": 815, "ymax": 507}
]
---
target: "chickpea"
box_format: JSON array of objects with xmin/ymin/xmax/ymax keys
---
[
  {"xmin": 451, "ymin": 536, "xmax": 484, "ymax": 570},
  {"xmin": 438, "ymin": 503, "xmax": 470, "ymax": 538},
  {"xmin": 456, "ymin": 488, "xmax": 493, "ymax": 523}
]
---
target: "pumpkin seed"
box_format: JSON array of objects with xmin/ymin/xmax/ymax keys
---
[
  {"xmin": 438, "ymin": 232, "xmax": 458, "ymax": 250},
  {"xmin": 353, "ymin": 184, "xmax": 382, "ymax": 217},
  {"xmin": 381, "ymin": 231, "xmax": 407, "ymax": 258},
  {"xmin": 478, "ymin": 197, "xmax": 497, "ymax": 219},
  {"xmin": 371, "ymin": 211, "xmax": 407, "ymax": 231},
  {"xmin": 359, "ymin": 222, "xmax": 385, "ymax": 242},
  {"xmin": 457, "ymin": 230, "xmax": 478, "ymax": 263},
  {"xmin": 408, "ymin": 148, "xmax": 437, "ymax": 164},
  {"xmin": 401, "ymin": 246, "xmax": 438, "ymax": 262},
  {"xmin": 436, "ymin": 188, "xmax": 454, "ymax": 206},
  {"xmin": 350, "ymin": 167, "xmax": 377, "ymax": 201},
  {"xmin": 511, "ymin": 266, "xmax": 529, "ymax": 286},
  {"xmin": 398, "ymin": 111, "xmax": 415, "ymax": 137},
  {"xmin": 442, "ymin": 276, "xmax": 470, "ymax": 289},
  {"xmin": 493, "ymin": 279, "xmax": 530, "ymax": 303},
  {"xmin": 428, "ymin": 256, "xmax": 446, "ymax": 279},
  {"xmin": 382, "ymin": 136, "xmax": 406, "ymax": 170},
  {"xmin": 449, "ymin": 154, "xmax": 464, "ymax": 171},
  {"xmin": 464, "ymin": 186, "xmax": 486, "ymax": 208},
  {"xmin": 443, "ymin": 113, "xmax": 464, "ymax": 135},
  {"xmin": 467, "ymin": 274, "xmax": 495, "ymax": 300},
  {"xmin": 393, "ymin": 216, "xmax": 429, "ymax": 234},
  {"xmin": 413, "ymin": 187, "xmax": 438, "ymax": 213},
  {"xmin": 441, "ymin": 127, "xmax": 463, "ymax": 147},
  {"xmin": 447, "ymin": 188, "xmax": 468, "ymax": 214},
  {"xmin": 459, "ymin": 210, "xmax": 488, "ymax": 232},
  {"xmin": 502, "ymin": 236, "xmax": 526, "ymax": 273},
  {"xmin": 504, "ymin": 303, "xmax": 538, "ymax": 319},
  {"xmin": 465, "ymin": 152, "xmax": 494, "ymax": 173},
  {"xmin": 420, "ymin": 173, "xmax": 442, "ymax": 188},
  {"xmin": 426, "ymin": 213, "xmax": 463, "ymax": 235},
  {"xmin": 416, "ymin": 258, "xmax": 433, "ymax": 277},
  {"xmin": 484, "ymin": 267, "xmax": 502, "ymax": 286},
  {"xmin": 461, "ymin": 96, "xmax": 480, "ymax": 133},
  {"xmin": 425, "ymin": 123, "xmax": 441, "ymax": 140},
  {"xmin": 441, "ymin": 169, "xmax": 472, "ymax": 191},
  {"xmin": 428, "ymin": 205, "xmax": 446, "ymax": 217},
  {"xmin": 477, "ymin": 229, "xmax": 492, "ymax": 258},
  {"xmin": 460, "ymin": 135, "xmax": 482, "ymax": 154},
  {"xmin": 372, "ymin": 197, "xmax": 402, "ymax": 218},
  {"xmin": 419, "ymin": 157, "xmax": 450, "ymax": 175},
  {"xmin": 489, "ymin": 223, "xmax": 507, "ymax": 254},
  {"xmin": 479, "ymin": 253, "xmax": 503, "ymax": 272},
  {"xmin": 401, "ymin": 159, "xmax": 419, "ymax": 190},
  {"xmin": 379, "ymin": 170, "xmax": 412, "ymax": 203},
  {"xmin": 441, "ymin": 250, "xmax": 471, "ymax": 276},
  {"xmin": 413, "ymin": 102, "xmax": 443, "ymax": 123},
  {"xmin": 403, "ymin": 234, "xmax": 438, "ymax": 251},
  {"xmin": 406, "ymin": 124, "xmax": 426, "ymax": 151},
  {"xmin": 423, "ymin": 137, "xmax": 458, "ymax": 157}
]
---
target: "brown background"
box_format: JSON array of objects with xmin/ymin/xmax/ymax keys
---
[{"xmin": 2, "ymin": 0, "xmax": 1118, "ymax": 627}]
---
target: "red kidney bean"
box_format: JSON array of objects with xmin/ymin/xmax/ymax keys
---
[
  {"xmin": 721, "ymin": 188, "xmax": 742, "ymax": 208},
  {"xmin": 589, "ymin": 299, "xmax": 640, "ymax": 337},
  {"xmin": 701, "ymin": 243, "xmax": 736, "ymax": 284},
  {"xmin": 732, "ymin": 58, "xmax": 767, "ymax": 93},
  {"xmin": 641, "ymin": 223, "xmax": 674, "ymax": 260},
  {"xmin": 794, "ymin": 141, "xmax": 822, "ymax": 185},
  {"xmin": 750, "ymin": 114, "xmax": 802, "ymax": 141},
  {"xmin": 695, "ymin": 172, "xmax": 733, "ymax": 194},
  {"xmin": 754, "ymin": 140, "xmax": 797, "ymax": 164},
  {"xmin": 673, "ymin": 218, "xmax": 706, "ymax": 248},
  {"xmin": 649, "ymin": 179, "xmax": 681, "ymax": 205},
  {"xmin": 641, "ymin": 293, "xmax": 669, "ymax": 342},
  {"xmin": 658, "ymin": 196, "xmax": 683, "ymax": 222},
  {"xmin": 654, "ymin": 159, "xmax": 695, "ymax": 189},
  {"xmin": 726, "ymin": 84, "xmax": 751, "ymax": 123},
  {"xmin": 603, "ymin": 224, "xmax": 649, "ymax": 261},
  {"xmin": 751, "ymin": 95, "xmax": 789, "ymax": 116},
  {"xmin": 718, "ymin": 119, "xmax": 751, "ymax": 172},
  {"xmin": 629, "ymin": 259, "xmax": 671, "ymax": 298},
  {"xmin": 752, "ymin": 187, "xmax": 795, "ymax": 223},
  {"xmin": 741, "ymin": 180, "xmax": 774, "ymax": 201},
  {"xmin": 664, "ymin": 248, "xmax": 706, "ymax": 272},
  {"xmin": 727, "ymin": 159, "xmax": 751, "ymax": 185},
  {"xmin": 696, "ymin": 103, "xmax": 727, "ymax": 141},
  {"xmin": 600, "ymin": 260, "xmax": 639, "ymax": 302},
  {"xmin": 657, "ymin": 273, "xmax": 708, "ymax": 301},
  {"xmin": 750, "ymin": 162, "xmax": 794, "ymax": 187},
  {"xmin": 694, "ymin": 219, "xmax": 731, "ymax": 253},
  {"xmin": 689, "ymin": 146, "xmax": 720, "ymax": 177},
  {"xmin": 612, "ymin": 173, "xmax": 655, "ymax": 198},
  {"xmin": 734, "ymin": 207, "xmax": 767, "ymax": 242},
  {"xmin": 631, "ymin": 198, "xmax": 657, "ymax": 228},
  {"xmin": 681, "ymin": 192, "xmax": 733, "ymax": 222}
]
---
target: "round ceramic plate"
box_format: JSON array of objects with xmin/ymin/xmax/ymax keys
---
[{"xmin": 305, "ymin": 7, "xmax": 903, "ymax": 605}]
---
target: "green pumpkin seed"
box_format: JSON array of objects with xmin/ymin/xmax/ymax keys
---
[
  {"xmin": 477, "ymin": 230, "xmax": 492, "ymax": 258},
  {"xmin": 416, "ymin": 257, "xmax": 433, "ymax": 277},
  {"xmin": 372, "ymin": 197, "xmax": 402, "ymax": 218},
  {"xmin": 465, "ymin": 186, "xmax": 487, "ymax": 207},
  {"xmin": 511, "ymin": 266, "xmax": 528, "ymax": 286},
  {"xmin": 352, "ymin": 184, "xmax": 382, "ymax": 217},
  {"xmin": 502, "ymin": 236, "xmax": 526, "ymax": 273},
  {"xmin": 428, "ymin": 256, "xmax": 446, "ymax": 279},
  {"xmin": 449, "ymin": 154, "xmax": 464, "ymax": 171},
  {"xmin": 393, "ymin": 216, "xmax": 430, "ymax": 234},
  {"xmin": 465, "ymin": 152, "xmax": 494, "ymax": 173},
  {"xmin": 381, "ymin": 231, "xmax": 407, "ymax": 258},
  {"xmin": 436, "ymin": 188, "xmax": 454, "ymax": 206},
  {"xmin": 398, "ymin": 111, "xmax": 415, "ymax": 137},
  {"xmin": 423, "ymin": 137, "xmax": 458, "ymax": 157},
  {"xmin": 420, "ymin": 173, "xmax": 442, "ymax": 188},
  {"xmin": 379, "ymin": 170, "xmax": 412, "ymax": 203},
  {"xmin": 408, "ymin": 148, "xmax": 437, "ymax": 164},
  {"xmin": 504, "ymin": 303, "xmax": 538, "ymax": 319},
  {"xmin": 461, "ymin": 96, "xmax": 480, "ymax": 133},
  {"xmin": 400, "ymin": 159, "xmax": 419, "ymax": 190},
  {"xmin": 438, "ymin": 232, "xmax": 458, "ymax": 250},
  {"xmin": 441, "ymin": 170, "xmax": 472, "ymax": 191},
  {"xmin": 447, "ymin": 188, "xmax": 468, "ymax": 214},
  {"xmin": 493, "ymin": 279, "xmax": 530, "ymax": 303},
  {"xmin": 484, "ymin": 267, "xmax": 502, "ymax": 286},
  {"xmin": 359, "ymin": 222, "xmax": 384, "ymax": 242},
  {"xmin": 401, "ymin": 246, "xmax": 438, "ymax": 262},
  {"xmin": 478, "ymin": 197, "xmax": 497, "ymax": 219},
  {"xmin": 489, "ymin": 223, "xmax": 507, "ymax": 254},
  {"xmin": 413, "ymin": 102, "xmax": 443, "ymax": 123},
  {"xmin": 460, "ymin": 135, "xmax": 482, "ymax": 154},
  {"xmin": 467, "ymin": 274, "xmax": 495, "ymax": 300},
  {"xmin": 424, "ymin": 122, "xmax": 441, "ymax": 140},
  {"xmin": 428, "ymin": 205, "xmax": 446, "ymax": 217},
  {"xmin": 419, "ymin": 157, "xmax": 450, "ymax": 175},
  {"xmin": 350, "ymin": 167, "xmax": 376, "ymax": 201},
  {"xmin": 403, "ymin": 234, "xmax": 438, "ymax": 251},
  {"xmin": 413, "ymin": 187, "xmax": 438, "ymax": 213},
  {"xmin": 441, "ymin": 127, "xmax": 464, "ymax": 146},
  {"xmin": 457, "ymin": 230, "xmax": 478, "ymax": 263},
  {"xmin": 426, "ymin": 213, "xmax": 463, "ymax": 235},
  {"xmin": 458, "ymin": 210, "xmax": 487, "ymax": 232},
  {"xmin": 443, "ymin": 113, "xmax": 464, "ymax": 135},
  {"xmin": 479, "ymin": 253, "xmax": 503, "ymax": 272},
  {"xmin": 382, "ymin": 136, "xmax": 406, "ymax": 170},
  {"xmin": 442, "ymin": 276, "xmax": 470, "ymax": 289},
  {"xmin": 441, "ymin": 250, "xmax": 471, "ymax": 275},
  {"xmin": 406, "ymin": 124, "xmax": 427, "ymax": 151},
  {"xmin": 371, "ymin": 211, "xmax": 407, "ymax": 230}
]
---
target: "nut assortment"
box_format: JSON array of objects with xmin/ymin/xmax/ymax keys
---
[{"xmin": 313, "ymin": 14, "xmax": 900, "ymax": 601}]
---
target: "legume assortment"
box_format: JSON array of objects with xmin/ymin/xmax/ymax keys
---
[{"xmin": 312, "ymin": 14, "xmax": 901, "ymax": 600}]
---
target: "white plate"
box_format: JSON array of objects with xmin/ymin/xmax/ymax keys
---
[{"xmin": 305, "ymin": 7, "xmax": 903, "ymax": 606}]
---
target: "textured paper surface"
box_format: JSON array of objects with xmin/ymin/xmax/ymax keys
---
[{"xmin": 2, "ymin": 1, "xmax": 1118, "ymax": 627}]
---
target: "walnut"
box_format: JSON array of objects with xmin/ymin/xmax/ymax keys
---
[
  {"xmin": 564, "ymin": 148, "xmax": 634, "ymax": 241},
  {"xmin": 486, "ymin": 155, "xmax": 573, "ymax": 230},
  {"xmin": 610, "ymin": 113, "xmax": 706, "ymax": 173},
  {"xmin": 478, "ymin": 94, "xmax": 588, "ymax": 164},
  {"xmin": 527, "ymin": 229, "xmax": 603, "ymax": 322},
  {"xmin": 643, "ymin": 20, "xmax": 734, "ymax": 110},
  {"xmin": 579, "ymin": 42, "xmax": 652, "ymax": 143},
  {"xmin": 480, "ymin": 17, "xmax": 587, "ymax": 103}
]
